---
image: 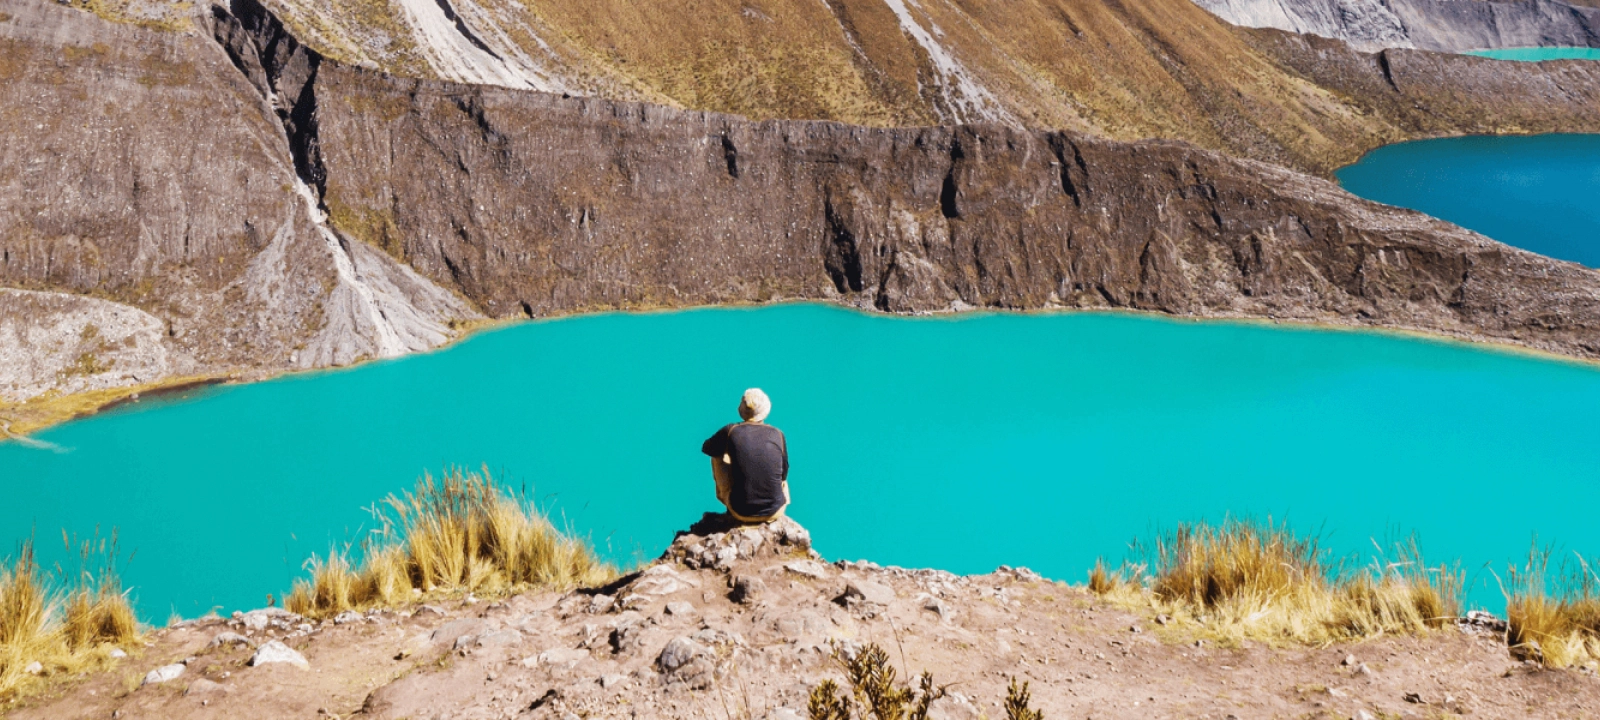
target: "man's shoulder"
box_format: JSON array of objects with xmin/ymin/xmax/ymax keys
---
[{"xmin": 732, "ymin": 422, "xmax": 784, "ymax": 439}]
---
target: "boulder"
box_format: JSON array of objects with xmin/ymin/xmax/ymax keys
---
[
  {"xmin": 784, "ymin": 560, "xmax": 830, "ymax": 579},
  {"xmin": 843, "ymin": 580, "xmax": 896, "ymax": 606},
  {"xmin": 730, "ymin": 575, "xmax": 766, "ymax": 604},
  {"xmin": 249, "ymin": 640, "xmax": 309, "ymax": 669},
  {"xmin": 142, "ymin": 663, "xmax": 185, "ymax": 686},
  {"xmin": 657, "ymin": 637, "xmax": 708, "ymax": 673},
  {"xmin": 184, "ymin": 678, "xmax": 230, "ymax": 696},
  {"xmin": 206, "ymin": 632, "xmax": 255, "ymax": 650}
]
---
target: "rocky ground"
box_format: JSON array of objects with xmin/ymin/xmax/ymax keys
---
[{"xmin": 10, "ymin": 517, "xmax": 1600, "ymax": 720}]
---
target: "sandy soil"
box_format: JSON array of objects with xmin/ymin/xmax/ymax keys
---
[{"xmin": 10, "ymin": 517, "xmax": 1599, "ymax": 720}]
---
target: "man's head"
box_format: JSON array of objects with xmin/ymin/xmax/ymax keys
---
[{"xmin": 738, "ymin": 388, "xmax": 771, "ymax": 423}]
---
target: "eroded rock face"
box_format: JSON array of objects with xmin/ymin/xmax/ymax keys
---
[
  {"xmin": 0, "ymin": 289, "xmax": 176, "ymax": 403},
  {"xmin": 0, "ymin": 0, "xmax": 477, "ymax": 403},
  {"xmin": 316, "ymin": 70, "xmax": 1600, "ymax": 359}
]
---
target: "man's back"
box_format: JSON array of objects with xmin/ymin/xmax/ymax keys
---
[{"xmin": 702, "ymin": 422, "xmax": 788, "ymax": 519}]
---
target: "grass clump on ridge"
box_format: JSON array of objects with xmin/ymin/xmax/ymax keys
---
[
  {"xmin": 1088, "ymin": 519, "xmax": 1461, "ymax": 645},
  {"xmin": 1504, "ymin": 548, "xmax": 1600, "ymax": 668},
  {"xmin": 0, "ymin": 533, "xmax": 139, "ymax": 703},
  {"xmin": 287, "ymin": 468, "xmax": 617, "ymax": 618}
]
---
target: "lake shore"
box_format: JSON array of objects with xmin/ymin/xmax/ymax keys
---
[{"xmin": 7, "ymin": 299, "xmax": 1597, "ymax": 442}]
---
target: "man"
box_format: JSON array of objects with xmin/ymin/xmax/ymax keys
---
[{"xmin": 701, "ymin": 388, "xmax": 789, "ymax": 523}]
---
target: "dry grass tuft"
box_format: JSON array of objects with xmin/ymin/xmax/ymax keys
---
[
  {"xmin": 1090, "ymin": 520, "xmax": 1461, "ymax": 646},
  {"xmin": 0, "ymin": 535, "xmax": 139, "ymax": 703},
  {"xmin": 286, "ymin": 468, "xmax": 617, "ymax": 617},
  {"xmin": 1505, "ymin": 548, "xmax": 1600, "ymax": 668}
]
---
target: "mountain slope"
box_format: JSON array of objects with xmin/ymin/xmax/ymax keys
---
[{"xmin": 252, "ymin": 0, "xmax": 1599, "ymax": 174}]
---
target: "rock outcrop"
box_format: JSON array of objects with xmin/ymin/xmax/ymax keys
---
[{"xmin": 1196, "ymin": 0, "xmax": 1600, "ymax": 52}]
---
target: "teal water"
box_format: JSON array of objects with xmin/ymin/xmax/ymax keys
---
[
  {"xmin": 3, "ymin": 305, "xmax": 1599, "ymax": 618},
  {"xmin": 1338, "ymin": 134, "xmax": 1600, "ymax": 268},
  {"xmin": 1468, "ymin": 47, "xmax": 1600, "ymax": 61}
]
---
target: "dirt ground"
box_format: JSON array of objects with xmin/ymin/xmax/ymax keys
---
[{"xmin": 10, "ymin": 516, "xmax": 1599, "ymax": 720}]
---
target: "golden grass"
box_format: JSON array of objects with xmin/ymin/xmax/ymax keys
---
[
  {"xmin": 0, "ymin": 535, "xmax": 140, "ymax": 704},
  {"xmin": 1505, "ymin": 549, "xmax": 1600, "ymax": 668},
  {"xmin": 1090, "ymin": 519, "xmax": 1461, "ymax": 646},
  {"xmin": 286, "ymin": 468, "xmax": 617, "ymax": 617}
]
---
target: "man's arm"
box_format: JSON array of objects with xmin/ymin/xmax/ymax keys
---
[{"xmin": 701, "ymin": 425, "xmax": 730, "ymax": 458}]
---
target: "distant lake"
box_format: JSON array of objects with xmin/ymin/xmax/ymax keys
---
[
  {"xmin": 1338, "ymin": 134, "xmax": 1600, "ymax": 267},
  {"xmin": 3, "ymin": 305, "xmax": 1597, "ymax": 619},
  {"xmin": 1468, "ymin": 47, "xmax": 1600, "ymax": 61}
]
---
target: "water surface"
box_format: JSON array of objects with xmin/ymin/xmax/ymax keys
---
[
  {"xmin": 3, "ymin": 305, "xmax": 1597, "ymax": 618},
  {"xmin": 1339, "ymin": 134, "xmax": 1600, "ymax": 267},
  {"xmin": 1468, "ymin": 47, "xmax": 1600, "ymax": 61}
]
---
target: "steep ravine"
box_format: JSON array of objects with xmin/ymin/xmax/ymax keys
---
[{"xmin": 5, "ymin": 0, "xmax": 1600, "ymax": 426}]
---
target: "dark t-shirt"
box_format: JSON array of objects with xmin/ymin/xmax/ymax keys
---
[{"xmin": 701, "ymin": 422, "xmax": 789, "ymax": 518}]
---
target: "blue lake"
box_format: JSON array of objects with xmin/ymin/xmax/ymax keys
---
[
  {"xmin": 1338, "ymin": 133, "xmax": 1600, "ymax": 267},
  {"xmin": 1468, "ymin": 47, "xmax": 1600, "ymax": 61},
  {"xmin": 3, "ymin": 305, "xmax": 1599, "ymax": 619}
]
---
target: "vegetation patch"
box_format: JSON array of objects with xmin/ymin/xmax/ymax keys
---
[
  {"xmin": 1505, "ymin": 548, "xmax": 1600, "ymax": 668},
  {"xmin": 1088, "ymin": 519, "xmax": 1461, "ymax": 646},
  {"xmin": 806, "ymin": 642, "xmax": 1040, "ymax": 720},
  {"xmin": 286, "ymin": 468, "xmax": 616, "ymax": 618},
  {"xmin": 0, "ymin": 534, "xmax": 139, "ymax": 705}
]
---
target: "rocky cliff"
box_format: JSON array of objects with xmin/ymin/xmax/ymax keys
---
[
  {"xmin": 5, "ymin": 0, "xmax": 1600, "ymax": 419},
  {"xmin": 0, "ymin": 0, "xmax": 477, "ymax": 408},
  {"xmin": 1196, "ymin": 0, "xmax": 1600, "ymax": 52}
]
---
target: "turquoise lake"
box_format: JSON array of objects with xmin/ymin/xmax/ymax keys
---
[
  {"xmin": 1468, "ymin": 47, "xmax": 1600, "ymax": 61},
  {"xmin": 1338, "ymin": 133, "xmax": 1600, "ymax": 268},
  {"xmin": 3, "ymin": 305, "xmax": 1599, "ymax": 619}
]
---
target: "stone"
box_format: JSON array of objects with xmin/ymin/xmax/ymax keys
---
[
  {"xmin": 730, "ymin": 575, "xmax": 766, "ymax": 604},
  {"xmin": 237, "ymin": 608, "xmax": 300, "ymax": 632},
  {"xmin": 143, "ymin": 663, "xmax": 185, "ymax": 686},
  {"xmin": 22, "ymin": 661, "xmax": 43, "ymax": 675},
  {"xmin": 926, "ymin": 692, "xmax": 982, "ymax": 720},
  {"xmin": 249, "ymin": 641, "xmax": 309, "ymax": 669},
  {"xmin": 657, "ymin": 637, "xmax": 708, "ymax": 672},
  {"xmin": 206, "ymin": 632, "xmax": 256, "ymax": 650},
  {"xmin": 474, "ymin": 629, "xmax": 524, "ymax": 648},
  {"xmin": 184, "ymin": 679, "xmax": 229, "ymax": 696},
  {"xmin": 413, "ymin": 605, "xmax": 447, "ymax": 617},
  {"xmin": 632, "ymin": 565, "xmax": 696, "ymax": 596},
  {"xmin": 665, "ymin": 601, "xmax": 695, "ymax": 616},
  {"xmin": 530, "ymin": 647, "xmax": 590, "ymax": 668},
  {"xmin": 619, "ymin": 594, "xmax": 647, "ymax": 610},
  {"xmin": 587, "ymin": 594, "xmax": 615, "ymax": 614},
  {"xmin": 783, "ymin": 560, "xmax": 830, "ymax": 579},
  {"xmin": 843, "ymin": 580, "xmax": 896, "ymax": 606},
  {"xmin": 599, "ymin": 673, "xmax": 629, "ymax": 688},
  {"xmin": 108, "ymin": 648, "xmax": 127, "ymax": 659},
  {"xmin": 430, "ymin": 619, "xmax": 486, "ymax": 648},
  {"xmin": 1342, "ymin": 654, "xmax": 1357, "ymax": 666},
  {"xmin": 1354, "ymin": 711, "xmax": 1378, "ymax": 720},
  {"xmin": 766, "ymin": 709, "xmax": 805, "ymax": 720},
  {"xmin": 333, "ymin": 611, "xmax": 364, "ymax": 625}
]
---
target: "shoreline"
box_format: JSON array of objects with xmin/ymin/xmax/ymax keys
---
[{"xmin": 5, "ymin": 298, "xmax": 1599, "ymax": 441}]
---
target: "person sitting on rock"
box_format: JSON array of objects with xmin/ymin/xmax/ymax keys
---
[{"xmin": 700, "ymin": 388, "xmax": 789, "ymax": 523}]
